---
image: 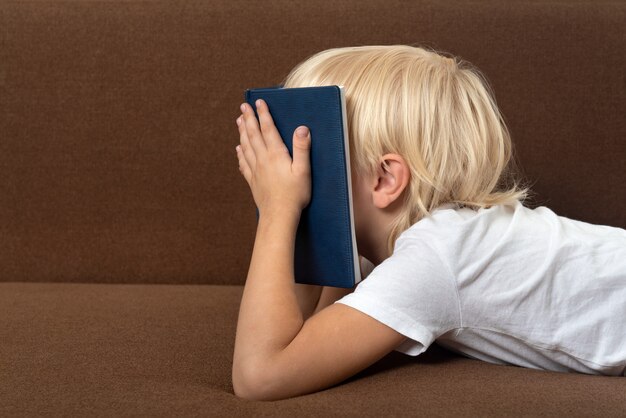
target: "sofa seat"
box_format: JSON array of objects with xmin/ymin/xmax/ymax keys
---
[{"xmin": 2, "ymin": 282, "xmax": 624, "ymax": 416}]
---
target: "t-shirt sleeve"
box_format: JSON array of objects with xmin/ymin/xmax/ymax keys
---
[{"xmin": 334, "ymin": 235, "xmax": 460, "ymax": 356}]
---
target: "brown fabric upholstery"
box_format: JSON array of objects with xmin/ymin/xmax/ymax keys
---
[
  {"xmin": 1, "ymin": 0, "xmax": 625, "ymax": 414},
  {"xmin": 2, "ymin": 282, "xmax": 625, "ymax": 415}
]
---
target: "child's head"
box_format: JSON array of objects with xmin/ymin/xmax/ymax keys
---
[{"xmin": 281, "ymin": 44, "xmax": 529, "ymax": 258}]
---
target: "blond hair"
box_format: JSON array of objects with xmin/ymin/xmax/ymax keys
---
[{"xmin": 281, "ymin": 44, "xmax": 530, "ymax": 256}]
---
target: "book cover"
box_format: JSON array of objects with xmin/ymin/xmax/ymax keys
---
[{"xmin": 244, "ymin": 85, "xmax": 361, "ymax": 288}]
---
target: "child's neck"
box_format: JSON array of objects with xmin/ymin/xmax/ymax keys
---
[{"xmin": 359, "ymin": 210, "xmax": 397, "ymax": 266}]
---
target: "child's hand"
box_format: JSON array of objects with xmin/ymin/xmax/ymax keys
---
[{"xmin": 235, "ymin": 99, "xmax": 312, "ymax": 217}]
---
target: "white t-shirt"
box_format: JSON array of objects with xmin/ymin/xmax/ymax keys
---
[{"xmin": 335, "ymin": 200, "xmax": 626, "ymax": 376}]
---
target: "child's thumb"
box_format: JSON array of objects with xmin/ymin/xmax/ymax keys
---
[{"xmin": 292, "ymin": 126, "xmax": 311, "ymax": 173}]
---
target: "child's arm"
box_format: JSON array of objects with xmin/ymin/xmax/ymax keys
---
[
  {"xmin": 307, "ymin": 256, "xmax": 372, "ymax": 317},
  {"xmin": 294, "ymin": 284, "xmax": 353, "ymax": 321},
  {"xmin": 294, "ymin": 283, "xmax": 323, "ymax": 321},
  {"xmin": 232, "ymin": 100, "xmax": 406, "ymax": 400}
]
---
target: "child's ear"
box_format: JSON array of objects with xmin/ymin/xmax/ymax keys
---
[{"xmin": 371, "ymin": 153, "xmax": 410, "ymax": 209}]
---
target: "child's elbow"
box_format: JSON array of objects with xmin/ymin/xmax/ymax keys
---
[
  {"xmin": 232, "ymin": 362, "xmax": 256, "ymax": 400},
  {"xmin": 232, "ymin": 362, "xmax": 275, "ymax": 401}
]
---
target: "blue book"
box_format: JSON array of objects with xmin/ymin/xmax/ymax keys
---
[{"xmin": 244, "ymin": 85, "xmax": 361, "ymax": 288}]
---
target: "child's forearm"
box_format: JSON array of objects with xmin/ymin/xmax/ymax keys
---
[
  {"xmin": 233, "ymin": 208, "xmax": 304, "ymax": 379},
  {"xmin": 294, "ymin": 283, "xmax": 323, "ymax": 320}
]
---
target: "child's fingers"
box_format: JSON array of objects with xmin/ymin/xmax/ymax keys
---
[
  {"xmin": 255, "ymin": 99, "xmax": 288, "ymax": 153},
  {"xmin": 236, "ymin": 144, "xmax": 252, "ymax": 183},
  {"xmin": 291, "ymin": 126, "xmax": 311, "ymax": 176},
  {"xmin": 240, "ymin": 102, "xmax": 267, "ymax": 158},
  {"xmin": 237, "ymin": 114, "xmax": 256, "ymax": 172}
]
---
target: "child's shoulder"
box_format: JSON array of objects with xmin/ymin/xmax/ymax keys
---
[
  {"xmin": 395, "ymin": 201, "xmax": 529, "ymax": 250},
  {"xmin": 402, "ymin": 201, "xmax": 521, "ymax": 233},
  {"xmin": 398, "ymin": 199, "xmax": 626, "ymax": 254}
]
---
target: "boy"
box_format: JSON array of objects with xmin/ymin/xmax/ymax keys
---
[{"xmin": 232, "ymin": 45, "xmax": 626, "ymax": 401}]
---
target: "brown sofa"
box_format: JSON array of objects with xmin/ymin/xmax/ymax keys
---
[{"xmin": 2, "ymin": 0, "xmax": 625, "ymax": 415}]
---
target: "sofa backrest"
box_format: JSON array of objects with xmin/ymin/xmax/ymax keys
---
[{"xmin": 1, "ymin": 1, "xmax": 624, "ymax": 285}]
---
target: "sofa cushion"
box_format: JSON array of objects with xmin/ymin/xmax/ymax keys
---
[{"xmin": 2, "ymin": 282, "xmax": 624, "ymax": 415}]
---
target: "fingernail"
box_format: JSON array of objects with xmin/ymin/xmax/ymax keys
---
[
  {"xmin": 256, "ymin": 99, "xmax": 262, "ymax": 108},
  {"xmin": 296, "ymin": 126, "xmax": 309, "ymax": 137},
  {"xmin": 240, "ymin": 103, "xmax": 246, "ymax": 112}
]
